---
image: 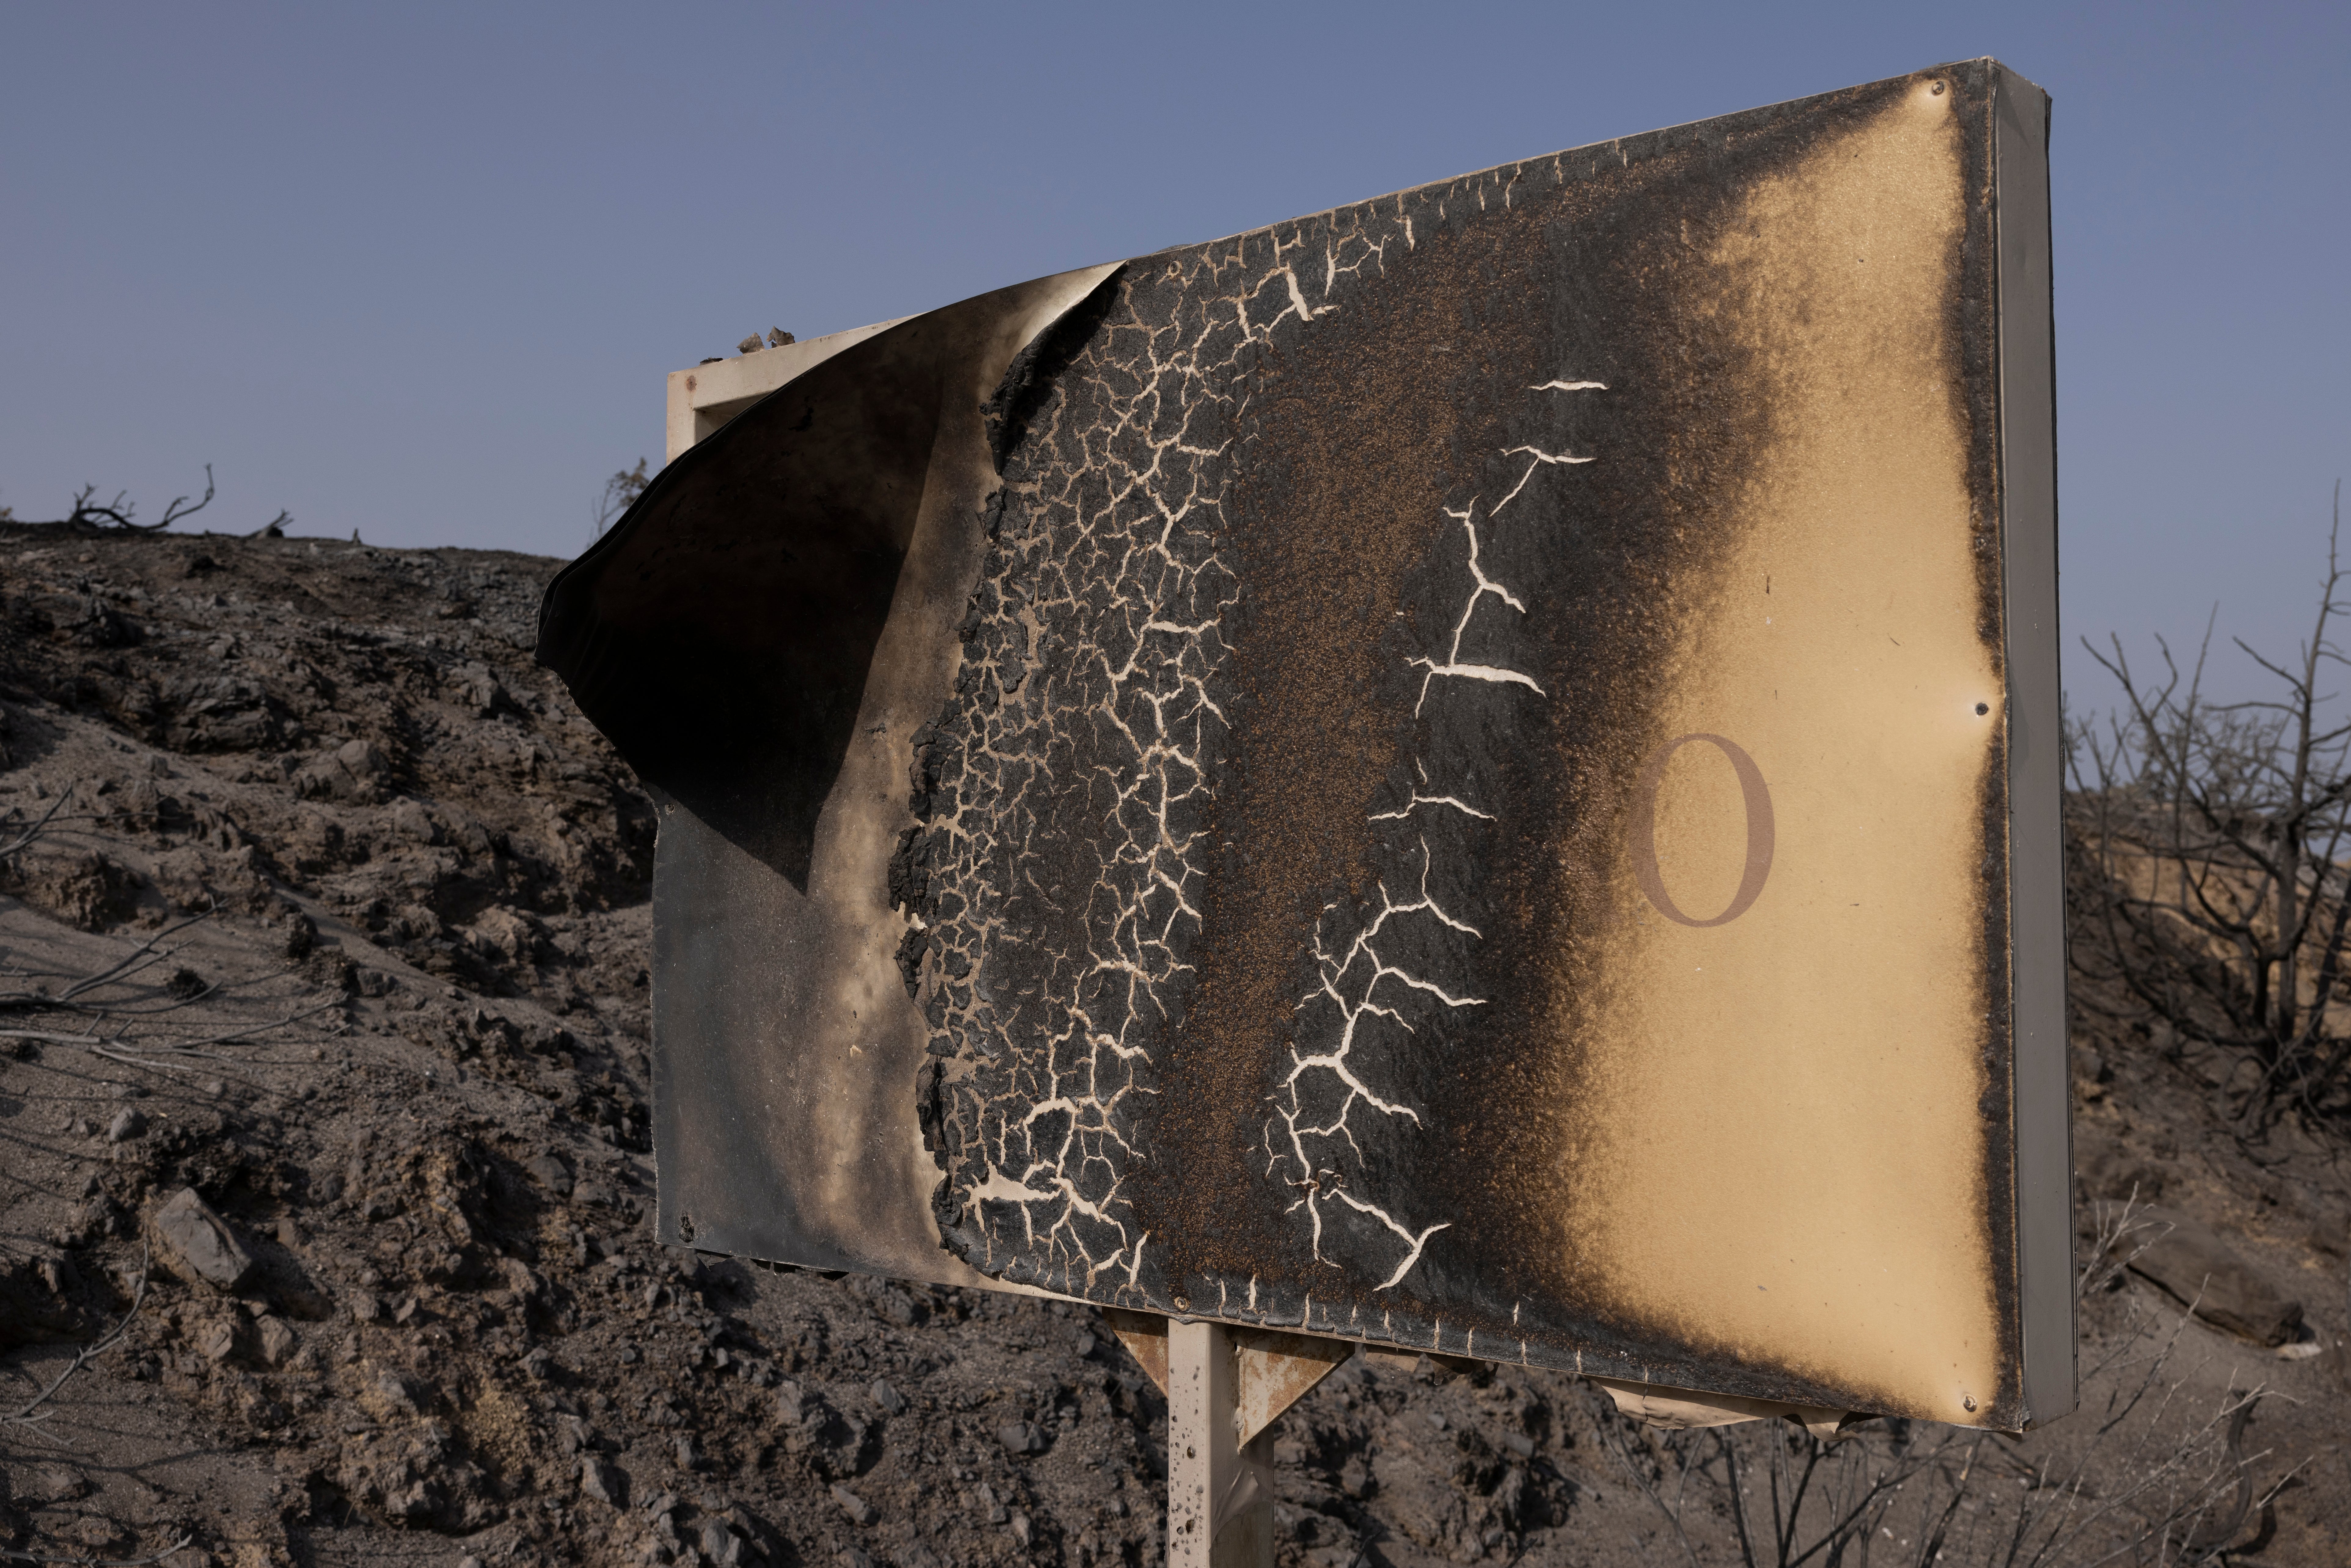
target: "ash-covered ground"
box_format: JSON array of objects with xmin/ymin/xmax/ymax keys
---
[{"xmin": 1, "ymin": 522, "xmax": 2346, "ymax": 1567}]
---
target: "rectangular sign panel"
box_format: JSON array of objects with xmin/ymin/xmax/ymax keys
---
[{"xmin": 541, "ymin": 59, "xmax": 2068, "ymax": 1430}]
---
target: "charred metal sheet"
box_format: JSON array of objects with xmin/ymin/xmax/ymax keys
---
[
  {"xmin": 540, "ymin": 59, "xmax": 2067, "ymax": 1430},
  {"xmin": 539, "ymin": 265, "xmax": 1119, "ymax": 1287}
]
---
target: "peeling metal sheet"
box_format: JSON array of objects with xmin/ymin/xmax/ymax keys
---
[
  {"xmin": 540, "ymin": 265, "xmax": 1119, "ymax": 1288},
  {"xmin": 540, "ymin": 59, "xmax": 2067, "ymax": 1431},
  {"xmin": 1591, "ymin": 1379, "xmax": 1853, "ymax": 1440}
]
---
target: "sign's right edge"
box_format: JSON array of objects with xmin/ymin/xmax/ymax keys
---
[{"xmin": 1992, "ymin": 61, "xmax": 2077, "ymax": 1427}]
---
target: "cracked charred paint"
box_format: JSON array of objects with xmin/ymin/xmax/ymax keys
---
[
  {"xmin": 903, "ymin": 64, "xmax": 2044, "ymax": 1426},
  {"xmin": 1263, "ymin": 477, "xmax": 1587, "ymax": 1295},
  {"xmin": 897, "ymin": 236, "xmax": 1335, "ymax": 1292},
  {"xmin": 544, "ymin": 60, "xmax": 2067, "ymax": 1434}
]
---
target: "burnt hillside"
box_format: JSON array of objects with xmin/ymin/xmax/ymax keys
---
[{"xmin": 0, "ymin": 520, "xmax": 2346, "ymax": 1568}]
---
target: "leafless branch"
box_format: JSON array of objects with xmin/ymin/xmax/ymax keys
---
[
  {"xmin": 592, "ymin": 458, "xmax": 650, "ymax": 539},
  {"xmin": 0, "ymin": 1533, "xmax": 197, "ymax": 1566},
  {"xmin": 3, "ymin": 1244, "xmax": 149, "ymax": 1429},
  {"xmin": 1583, "ymin": 1285, "xmax": 2286, "ymax": 1568},
  {"xmin": 2067, "ymin": 483, "xmax": 2351, "ymax": 1130},
  {"xmin": 0, "ymin": 906, "xmax": 220, "ymax": 1014},
  {"xmin": 1596, "ymin": 1408, "xmax": 1705, "ymax": 1567},
  {"xmin": 2079, "ymin": 1185, "xmax": 2173, "ymax": 1298},
  {"xmin": 0, "ymin": 793, "xmax": 72, "ymax": 861},
  {"xmin": 25, "ymin": 467, "xmax": 215, "ymax": 533},
  {"xmin": 0, "ymin": 999, "xmax": 346, "ymax": 1073}
]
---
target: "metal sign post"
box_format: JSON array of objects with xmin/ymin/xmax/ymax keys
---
[{"xmin": 1168, "ymin": 1319, "xmax": 1263, "ymax": 1568}]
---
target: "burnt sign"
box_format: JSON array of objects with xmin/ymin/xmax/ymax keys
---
[{"xmin": 540, "ymin": 59, "xmax": 2068, "ymax": 1431}]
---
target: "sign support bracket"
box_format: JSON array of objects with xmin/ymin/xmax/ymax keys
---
[{"xmin": 1107, "ymin": 1310, "xmax": 1355, "ymax": 1565}]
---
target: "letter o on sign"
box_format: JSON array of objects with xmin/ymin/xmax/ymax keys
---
[{"xmin": 1628, "ymin": 733, "xmax": 1775, "ymax": 927}]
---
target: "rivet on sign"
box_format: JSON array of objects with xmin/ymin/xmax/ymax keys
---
[
  {"xmin": 1932, "ymin": 81, "xmax": 1947, "ymax": 95},
  {"xmin": 1975, "ymin": 702, "xmax": 1990, "ymax": 715},
  {"xmin": 1963, "ymin": 1394, "xmax": 1977, "ymax": 1412}
]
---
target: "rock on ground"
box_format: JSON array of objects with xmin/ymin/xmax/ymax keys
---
[{"xmin": 151, "ymin": 1187, "xmax": 256, "ymax": 1292}]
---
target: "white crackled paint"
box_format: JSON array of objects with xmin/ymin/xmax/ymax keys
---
[
  {"xmin": 918, "ymin": 222, "xmax": 1404, "ymax": 1297},
  {"xmin": 916, "ymin": 174, "xmax": 1612, "ymax": 1319},
  {"xmin": 1264, "ymin": 382, "xmax": 1604, "ymax": 1293}
]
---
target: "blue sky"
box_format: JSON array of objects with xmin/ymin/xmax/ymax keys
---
[{"xmin": 3, "ymin": 3, "xmax": 2344, "ymax": 714}]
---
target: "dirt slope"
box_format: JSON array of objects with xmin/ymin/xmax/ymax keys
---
[{"xmin": 0, "ymin": 521, "xmax": 2346, "ymax": 1568}]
